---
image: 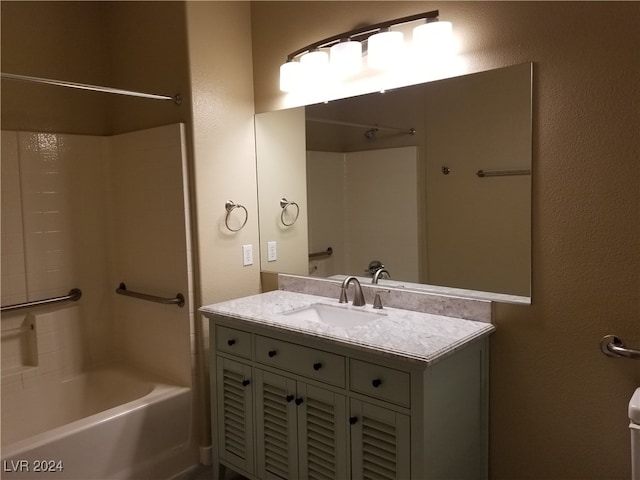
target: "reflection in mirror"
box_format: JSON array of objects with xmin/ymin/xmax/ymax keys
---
[{"xmin": 256, "ymin": 63, "xmax": 532, "ymax": 302}]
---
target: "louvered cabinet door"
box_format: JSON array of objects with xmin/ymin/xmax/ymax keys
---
[
  {"xmin": 216, "ymin": 356, "xmax": 255, "ymax": 475},
  {"xmin": 350, "ymin": 399, "xmax": 411, "ymax": 480},
  {"xmin": 254, "ymin": 369, "xmax": 299, "ymax": 480},
  {"xmin": 297, "ymin": 383, "xmax": 348, "ymax": 480}
]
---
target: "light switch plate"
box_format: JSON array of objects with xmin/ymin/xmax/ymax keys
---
[
  {"xmin": 242, "ymin": 244, "xmax": 253, "ymax": 266},
  {"xmin": 267, "ymin": 241, "xmax": 277, "ymax": 262}
]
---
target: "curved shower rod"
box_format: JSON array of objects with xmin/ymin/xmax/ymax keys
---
[{"xmin": 1, "ymin": 72, "xmax": 182, "ymax": 105}]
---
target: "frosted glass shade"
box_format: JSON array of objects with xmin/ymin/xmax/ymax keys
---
[
  {"xmin": 413, "ymin": 21, "xmax": 453, "ymax": 56},
  {"xmin": 330, "ymin": 41, "xmax": 362, "ymax": 77},
  {"xmin": 300, "ymin": 50, "xmax": 329, "ymax": 68},
  {"xmin": 279, "ymin": 61, "xmax": 304, "ymax": 92},
  {"xmin": 367, "ymin": 30, "xmax": 404, "ymax": 70}
]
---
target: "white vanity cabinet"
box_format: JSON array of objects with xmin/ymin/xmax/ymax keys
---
[{"xmin": 209, "ymin": 314, "xmax": 489, "ymax": 480}]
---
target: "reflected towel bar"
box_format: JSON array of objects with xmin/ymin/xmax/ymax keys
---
[
  {"xmin": 476, "ymin": 169, "xmax": 531, "ymax": 178},
  {"xmin": 309, "ymin": 247, "xmax": 333, "ymax": 259},
  {"xmin": 116, "ymin": 283, "xmax": 185, "ymax": 308},
  {"xmin": 600, "ymin": 335, "xmax": 640, "ymax": 360},
  {"xmin": 0, "ymin": 288, "xmax": 82, "ymax": 313}
]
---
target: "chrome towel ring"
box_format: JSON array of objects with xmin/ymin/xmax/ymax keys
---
[
  {"xmin": 225, "ymin": 200, "xmax": 248, "ymax": 232},
  {"xmin": 280, "ymin": 198, "xmax": 300, "ymax": 226}
]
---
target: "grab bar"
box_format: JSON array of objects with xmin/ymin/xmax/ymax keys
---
[
  {"xmin": 600, "ymin": 335, "xmax": 640, "ymax": 359},
  {"xmin": 115, "ymin": 283, "xmax": 185, "ymax": 308},
  {"xmin": 0, "ymin": 288, "xmax": 82, "ymax": 313},
  {"xmin": 476, "ymin": 168, "xmax": 531, "ymax": 178},
  {"xmin": 1, "ymin": 322, "xmax": 33, "ymax": 337},
  {"xmin": 309, "ymin": 247, "xmax": 333, "ymax": 259}
]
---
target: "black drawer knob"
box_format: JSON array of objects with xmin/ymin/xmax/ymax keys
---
[
  {"xmin": 372, "ymin": 378, "xmax": 382, "ymax": 388},
  {"xmin": 286, "ymin": 394, "xmax": 295, "ymax": 403},
  {"xmin": 268, "ymin": 350, "xmax": 277, "ymax": 358},
  {"xmin": 227, "ymin": 339, "xmax": 236, "ymax": 346},
  {"xmin": 241, "ymin": 379, "xmax": 250, "ymax": 387},
  {"xmin": 295, "ymin": 397, "xmax": 304, "ymax": 406},
  {"xmin": 313, "ymin": 362, "xmax": 322, "ymax": 371},
  {"xmin": 349, "ymin": 416, "xmax": 359, "ymax": 425}
]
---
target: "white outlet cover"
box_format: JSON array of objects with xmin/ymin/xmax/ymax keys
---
[
  {"xmin": 242, "ymin": 244, "xmax": 253, "ymax": 266},
  {"xmin": 267, "ymin": 241, "xmax": 277, "ymax": 262}
]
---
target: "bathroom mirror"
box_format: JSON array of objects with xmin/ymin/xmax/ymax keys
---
[{"xmin": 255, "ymin": 63, "xmax": 532, "ymax": 301}]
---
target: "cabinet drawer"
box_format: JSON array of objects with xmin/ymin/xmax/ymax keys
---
[
  {"xmin": 216, "ymin": 325, "xmax": 252, "ymax": 359},
  {"xmin": 254, "ymin": 335, "xmax": 346, "ymax": 388},
  {"xmin": 349, "ymin": 359, "xmax": 411, "ymax": 407}
]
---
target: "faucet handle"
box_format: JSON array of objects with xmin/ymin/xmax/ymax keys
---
[{"xmin": 373, "ymin": 289, "xmax": 390, "ymax": 309}]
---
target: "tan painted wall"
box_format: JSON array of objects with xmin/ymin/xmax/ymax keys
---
[
  {"xmin": 251, "ymin": 2, "xmax": 640, "ymax": 478},
  {"xmin": 0, "ymin": 1, "xmax": 190, "ymax": 136},
  {"xmin": 186, "ymin": 1, "xmax": 260, "ymax": 306}
]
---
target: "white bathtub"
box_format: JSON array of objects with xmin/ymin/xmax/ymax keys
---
[{"xmin": 1, "ymin": 366, "xmax": 194, "ymax": 479}]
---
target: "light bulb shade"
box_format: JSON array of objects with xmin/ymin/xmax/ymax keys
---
[
  {"xmin": 279, "ymin": 61, "xmax": 304, "ymax": 92},
  {"xmin": 330, "ymin": 41, "xmax": 362, "ymax": 77},
  {"xmin": 367, "ymin": 30, "xmax": 404, "ymax": 70},
  {"xmin": 413, "ymin": 21, "xmax": 453, "ymax": 56},
  {"xmin": 300, "ymin": 50, "xmax": 329, "ymax": 68}
]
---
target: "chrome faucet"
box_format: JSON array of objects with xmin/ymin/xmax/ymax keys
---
[
  {"xmin": 372, "ymin": 269, "xmax": 390, "ymax": 284},
  {"xmin": 339, "ymin": 276, "xmax": 366, "ymax": 306}
]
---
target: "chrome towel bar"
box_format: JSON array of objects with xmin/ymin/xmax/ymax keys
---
[
  {"xmin": 309, "ymin": 247, "xmax": 333, "ymax": 259},
  {"xmin": 116, "ymin": 283, "xmax": 185, "ymax": 308},
  {"xmin": 600, "ymin": 335, "xmax": 640, "ymax": 360},
  {"xmin": 476, "ymin": 168, "xmax": 531, "ymax": 178},
  {"xmin": 0, "ymin": 288, "xmax": 82, "ymax": 313}
]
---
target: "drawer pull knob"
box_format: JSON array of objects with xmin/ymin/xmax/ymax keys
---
[
  {"xmin": 349, "ymin": 416, "xmax": 359, "ymax": 425},
  {"xmin": 313, "ymin": 362, "xmax": 322, "ymax": 371},
  {"xmin": 241, "ymin": 379, "xmax": 250, "ymax": 387},
  {"xmin": 372, "ymin": 378, "xmax": 382, "ymax": 388},
  {"xmin": 286, "ymin": 394, "xmax": 295, "ymax": 403},
  {"xmin": 268, "ymin": 350, "xmax": 277, "ymax": 358},
  {"xmin": 295, "ymin": 397, "xmax": 304, "ymax": 406},
  {"xmin": 227, "ymin": 339, "xmax": 236, "ymax": 346}
]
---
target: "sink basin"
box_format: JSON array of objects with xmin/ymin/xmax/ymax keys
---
[{"xmin": 284, "ymin": 303, "xmax": 385, "ymax": 327}]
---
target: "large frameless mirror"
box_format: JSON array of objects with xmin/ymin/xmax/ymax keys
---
[{"xmin": 255, "ymin": 62, "xmax": 532, "ymax": 303}]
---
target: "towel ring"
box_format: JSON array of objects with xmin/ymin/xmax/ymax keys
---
[
  {"xmin": 225, "ymin": 200, "xmax": 248, "ymax": 232},
  {"xmin": 280, "ymin": 198, "xmax": 300, "ymax": 226}
]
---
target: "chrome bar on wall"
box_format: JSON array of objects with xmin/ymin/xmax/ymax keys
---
[
  {"xmin": 600, "ymin": 335, "xmax": 640, "ymax": 360},
  {"xmin": 115, "ymin": 283, "xmax": 185, "ymax": 308},
  {"xmin": 309, "ymin": 247, "xmax": 333, "ymax": 259},
  {"xmin": 1, "ymin": 72, "xmax": 182, "ymax": 105},
  {"xmin": 0, "ymin": 288, "xmax": 82, "ymax": 313},
  {"xmin": 307, "ymin": 117, "xmax": 416, "ymax": 135},
  {"xmin": 476, "ymin": 168, "xmax": 531, "ymax": 178}
]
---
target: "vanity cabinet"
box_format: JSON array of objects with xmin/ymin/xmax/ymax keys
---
[{"xmin": 209, "ymin": 316, "xmax": 488, "ymax": 480}]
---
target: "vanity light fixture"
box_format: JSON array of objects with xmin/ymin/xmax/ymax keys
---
[{"xmin": 279, "ymin": 10, "xmax": 453, "ymax": 92}]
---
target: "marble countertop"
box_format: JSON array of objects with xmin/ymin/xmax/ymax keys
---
[{"xmin": 200, "ymin": 290, "xmax": 495, "ymax": 366}]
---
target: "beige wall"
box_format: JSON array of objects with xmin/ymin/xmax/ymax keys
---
[
  {"xmin": 0, "ymin": 1, "xmax": 190, "ymax": 136},
  {"xmin": 251, "ymin": 2, "xmax": 640, "ymax": 479},
  {"xmin": 185, "ymin": 1, "xmax": 260, "ymax": 306}
]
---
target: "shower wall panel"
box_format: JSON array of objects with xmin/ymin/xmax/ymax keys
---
[{"xmin": 109, "ymin": 124, "xmax": 192, "ymax": 387}]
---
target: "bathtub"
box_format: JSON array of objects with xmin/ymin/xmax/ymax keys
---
[{"xmin": 1, "ymin": 366, "xmax": 194, "ymax": 479}]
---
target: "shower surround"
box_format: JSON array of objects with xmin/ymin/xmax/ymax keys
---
[{"xmin": 0, "ymin": 124, "xmax": 198, "ymax": 477}]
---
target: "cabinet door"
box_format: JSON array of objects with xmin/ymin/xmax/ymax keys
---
[
  {"xmin": 254, "ymin": 369, "xmax": 299, "ymax": 480},
  {"xmin": 350, "ymin": 399, "xmax": 411, "ymax": 480},
  {"xmin": 297, "ymin": 383, "xmax": 348, "ymax": 480},
  {"xmin": 216, "ymin": 356, "xmax": 255, "ymax": 475}
]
